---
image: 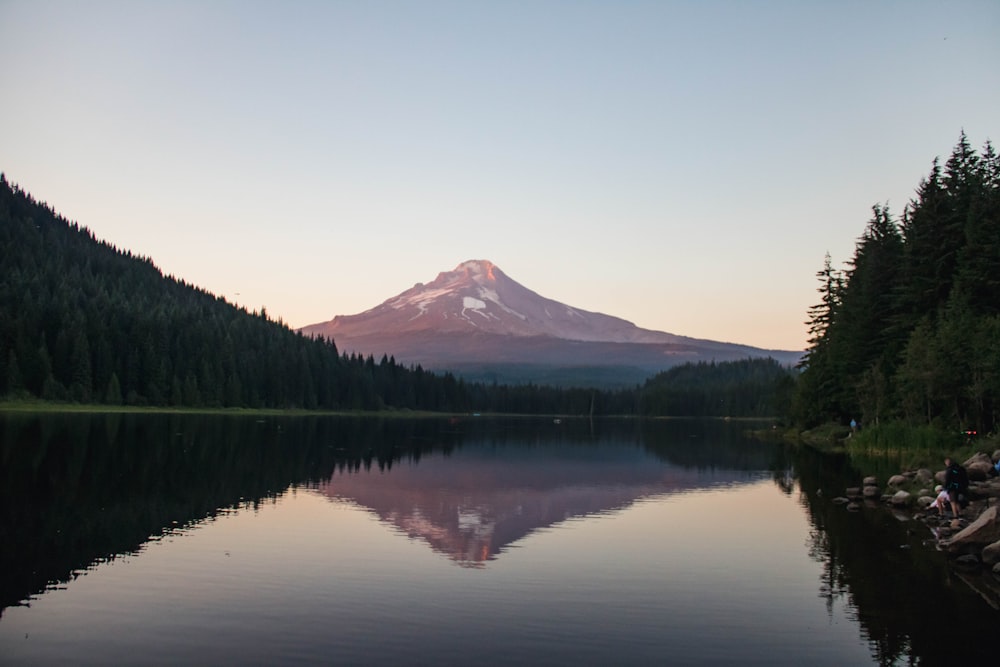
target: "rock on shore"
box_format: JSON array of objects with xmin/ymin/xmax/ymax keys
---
[{"xmin": 836, "ymin": 451, "xmax": 1000, "ymax": 608}]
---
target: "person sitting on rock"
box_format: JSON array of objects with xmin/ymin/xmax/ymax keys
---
[
  {"xmin": 943, "ymin": 457, "xmax": 969, "ymax": 518},
  {"xmin": 928, "ymin": 485, "xmax": 951, "ymax": 516}
]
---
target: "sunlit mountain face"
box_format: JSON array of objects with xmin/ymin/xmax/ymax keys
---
[
  {"xmin": 304, "ymin": 259, "xmax": 691, "ymax": 342},
  {"xmin": 300, "ymin": 260, "xmax": 801, "ymax": 383},
  {"xmin": 317, "ymin": 441, "xmax": 755, "ymax": 567}
]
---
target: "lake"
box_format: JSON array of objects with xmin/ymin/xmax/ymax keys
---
[{"xmin": 1, "ymin": 413, "xmax": 996, "ymax": 665}]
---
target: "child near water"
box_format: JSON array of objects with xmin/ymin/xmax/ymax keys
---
[{"xmin": 928, "ymin": 485, "xmax": 951, "ymax": 516}]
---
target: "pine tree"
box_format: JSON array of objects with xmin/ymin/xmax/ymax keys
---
[
  {"xmin": 899, "ymin": 159, "xmax": 947, "ymax": 326},
  {"xmin": 6, "ymin": 350, "xmax": 23, "ymax": 394},
  {"xmin": 953, "ymin": 140, "xmax": 1000, "ymax": 316},
  {"xmin": 69, "ymin": 330, "xmax": 93, "ymax": 402},
  {"xmin": 794, "ymin": 253, "xmax": 846, "ymax": 425},
  {"xmin": 835, "ymin": 204, "xmax": 905, "ymax": 421},
  {"xmin": 105, "ymin": 373, "xmax": 122, "ymax": 405}
]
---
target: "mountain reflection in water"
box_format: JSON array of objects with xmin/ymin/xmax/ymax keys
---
[
  {"xmin": 4, "ymin": 413, "xmax": 996, "ymax": 664},
  {"xmin": 320, "ymin": 441, "xmax": 754, "ymax": 567},
  {"xmin": 0, "ymin": 413, "xmax": 769, "ymax": 614}
]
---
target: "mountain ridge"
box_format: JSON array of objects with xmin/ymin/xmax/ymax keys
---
[
  {"xmin": 300, "ymin": 260, "xmax": 801, "ymax": 384},
  {"xmin": 306, "ymin": 259, "xmax": 693, "ymax": 343}
]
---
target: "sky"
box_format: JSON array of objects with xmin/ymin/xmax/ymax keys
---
[{"xmin": 1, "ymin": 1, "xmax": 997, "ymax": 351}]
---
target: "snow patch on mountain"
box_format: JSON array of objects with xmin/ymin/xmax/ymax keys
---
[
  {"xmin": 477, "ymin": 286, "xmax": 527, "ymax": 322},
  {"xmin": 461, "ymin": 296, "xmax": 495, "ymax": 326},
  {"xmin": 390, "ymin": 287, "xmax": 452, "ymax": 319}
]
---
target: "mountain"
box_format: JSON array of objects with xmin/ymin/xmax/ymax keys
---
[
  {"xmin": 318, "ymin": 440, "xmax": 744, "ymax": 568},
  {"xmin": 300, "ymin": 260, "xmax": 802, "ymax": 386}
]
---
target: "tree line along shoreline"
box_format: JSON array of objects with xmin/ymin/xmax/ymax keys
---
[
  {"xmin": 0, "ymin": 171, "xmax": 792, "ymax": 418},
  {"xmin": 2, "ymin": 132, "xmax": 998, "ymax": 453}
]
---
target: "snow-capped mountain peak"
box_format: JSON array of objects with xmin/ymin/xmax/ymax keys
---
[
  {"xmin": 303, "ymin": 259, "xmax": 683, "ymax": 344},
  {"xmin": 383, "ymin": 260, "xmax": 525, "ymax": 325},
  {"xmin": 298, "ymin": 259, "xmax": 802, "ymax": 382}
]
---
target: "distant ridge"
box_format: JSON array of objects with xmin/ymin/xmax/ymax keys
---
[{"xmin": 300, "ymin": 260, "xmax": 801, "ymax": 386}]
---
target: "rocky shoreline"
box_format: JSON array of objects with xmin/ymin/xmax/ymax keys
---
[{"xmin": 832, "ymin": 450, "xmax": 1000, "ymax": 609}]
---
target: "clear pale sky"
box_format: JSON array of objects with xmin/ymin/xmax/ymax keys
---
[{"xmin": 1, "ymin": 1, "xmax": 997, "ymax": 351}]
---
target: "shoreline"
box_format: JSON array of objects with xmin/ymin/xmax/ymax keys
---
[{"xmin": 833, "ymin": 452, "xmax": 1000, "ymax": 609}]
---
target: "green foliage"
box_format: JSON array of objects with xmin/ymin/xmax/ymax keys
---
[
  {"xmin": 847, "ymin": 421, "xmax": 960, "ymax": 457},
  {"xmin": 843, "ymin": 420, "xmax": 983, "ymax": 474},
  {"xmin": 638, "ymin": 357, "xmax": 795, "ymax": 417},
  {"xmin": 796, "ymin": 134, "xmax": 1000, "ymax": 434}
]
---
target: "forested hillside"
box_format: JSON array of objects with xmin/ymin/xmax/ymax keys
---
[
  {"xmin": 0, "ymin": 175, "xmax": 474, "ymax": 411},
  {"xmin": 639, "ymin": 358, "xmax": 795, "ymax": 418},
  {"xmin": 794, "ymin": 133, "xmax": 1000, "ymax": 433}
]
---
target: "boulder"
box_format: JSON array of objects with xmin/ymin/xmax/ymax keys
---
[
  {"xmin": 846, "ymin": 487, "xmax": 861, "ymax": 499},
  {"xmin": 887, "ymin": 474, "xmax": 908, "ymax": 487},
  {"xmin": 863, "ymin": 485, "xmax": 881, "ymax": 499},
  {"xmin": 994, "ymin": 562, "xmax": 1000, "ymax": 576},
  {"xmin": 935, "ymin": 470, "xmax": 947, "ymax": 485},
  {"xmin": 967, "ymin": 461, "xmax": 993, "ymax": 482},
  {"xmin": 915, "ymin": 469, "xmax": 934, "ymax": 484},
  {"xmin": 863, "ymin": 476, "xmax": 878, "ymax": 487},
  {"xmin": 942, "ymin": 506, "xmax": 1000, "ymax": 551},
  {"xmin": 831, "ymin": 497, "xmax": 850, "ymax": 504},
  {"xmin": 982, "ymin": 540, "xmax": 1000, "ymax": 566},
  {"xmin": 964, "ymin": 453, "xmax": 994, "ymax": 481},
  {"xmin": 890, "ymin": 490, "xmax": 911, "ymax": 506},
  {"xmin": 969, "ymin": 479, "xmax": 1000, "ymax": 500},
  {"xmin": 916, "ymin": 496, "xmax": 934, "ymax": 509},
  {"xmin": 963, "ymin": 452, "xmax": 993, "ymax": 468},
  {"xmin": 954, "ymin": 570, "xmax": 1000, "ymax": 610},
  {"xmin": 954, "ymin": 554, "xmax": 980, "ymax": 569}
]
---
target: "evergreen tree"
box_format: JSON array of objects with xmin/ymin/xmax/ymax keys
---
[
  {"xmin": 69, "ymin": 330, "xmax": 93, "ymax": 402},
  {"xmin": 105, "ymin": 372, "xmax": 123, "ymax": 405},
  {"xmin": 953, "ymin": 140, "xmax": 1000, "ymax": 316},
  {"xmin": 835, "ymin": 204, "xmax": 905, "ymax": 421},
  {"xmin": 793, "ymin": 253, "xmax": 845, "ymax": 425},
  {"xmin": 6, "ymin": 351, "xmax": 23, "ymax": 395},
  {"xmin": 899, "ymin": 159, "xmax": 948, "ymax": 327}
]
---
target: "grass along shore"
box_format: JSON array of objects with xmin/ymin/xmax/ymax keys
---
[
  {"xmin": 0, "ymin": 398, "xmax": 458, "ymax": 418},
  {"xmin": 767, "ymin": 419, "xmax": 998, "ymax": 474}
]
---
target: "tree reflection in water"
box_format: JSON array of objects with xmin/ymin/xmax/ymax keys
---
[
  {"xmin": 788, "ymin": 443, "xmax": 998, "ymax": 664},
  {"xmin": 2, "ymin": 412, "xmax": 997, "ymax": 664}
]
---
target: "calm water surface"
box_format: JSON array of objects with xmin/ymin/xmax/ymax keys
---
[{"xmin": 1, "ymin": 414, "xmax": 996, "ymax": 665}]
